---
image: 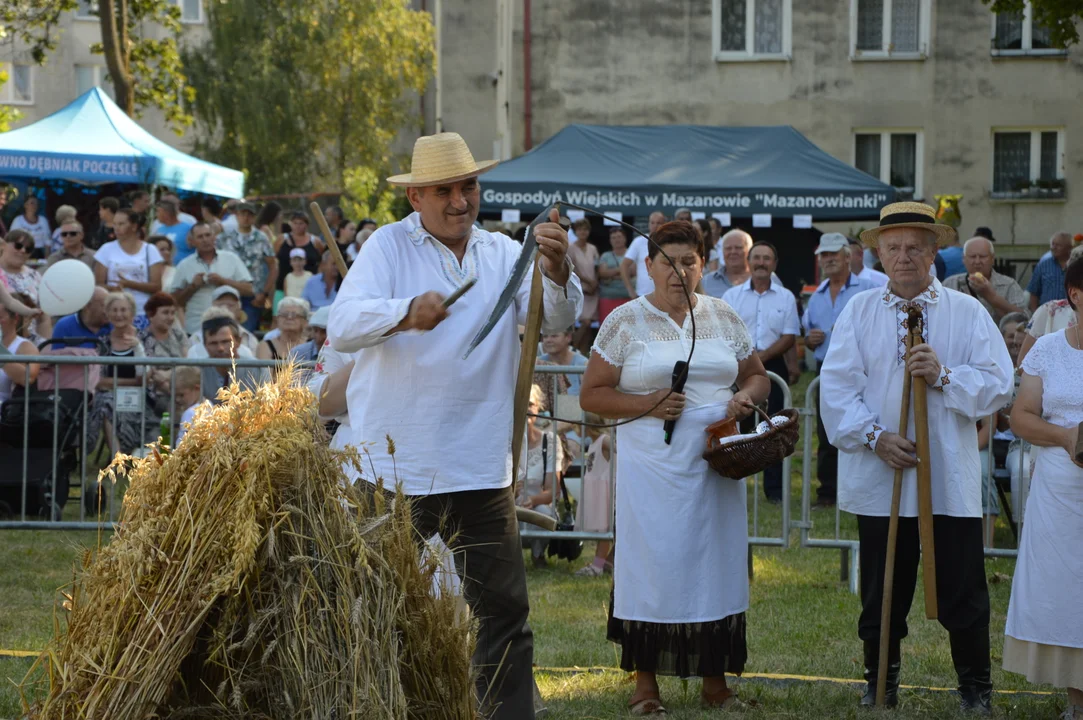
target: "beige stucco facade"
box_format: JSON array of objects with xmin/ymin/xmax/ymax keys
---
[{"xmin": 421, "ymin": 0, "xmax": 1083, "ymax": 253}]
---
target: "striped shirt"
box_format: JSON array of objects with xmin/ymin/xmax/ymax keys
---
[{"xmin": 1026, "ymin": 256, "xmax": 1067, "ymax": 306}]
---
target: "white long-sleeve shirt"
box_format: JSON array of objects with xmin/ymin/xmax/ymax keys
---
[
  {"xmin": 326, "ymin": 212, "xmax": 583, "ymax": 496},
  {"xmin": 820, "ymin": 279, "xmax": 1014, "ymax": 518}
]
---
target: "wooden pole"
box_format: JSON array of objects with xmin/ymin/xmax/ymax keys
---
[
  {"xmin": 875, "ymin": 318, "xmax": 917, "ymax": 706},
  {"xmin": 309, "ymin": 201, "xmax": 350, "ymax": 278},
  {"xmin": 512, "ymin": 257, "xmax": 544, "ymax": 487},
  {"xmin": 911, "ymin": 310, "xmax": 938, "ymax": 620}
]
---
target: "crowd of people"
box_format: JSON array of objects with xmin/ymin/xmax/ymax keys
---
[
  {"xmin": 2, "ymin": 141, "xmax": 1083, "ymax": 719},
  {"xmin": 0, "ymin": 188, "xmax": 377, "ymax": 457}
]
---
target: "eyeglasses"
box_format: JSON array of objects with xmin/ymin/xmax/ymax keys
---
[
  {"xmin": 8, "ymin": 241, "xmax": 32, "ymax": 253},
  {"xmin": 60, "ymin": 231, "xmax": 81, "ymax": 238},
  {"xmin": 278, "ymin": 312, "xmax": 305, "ymax": 320}
]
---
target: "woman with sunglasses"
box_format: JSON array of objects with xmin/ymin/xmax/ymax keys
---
[
  {"xmin": 0, "ymin": 232, "xmax": 42, "ymax": 322},
  {"xmin": 1, "ymin": 229, "xmax": 44, "ymax": 308}
]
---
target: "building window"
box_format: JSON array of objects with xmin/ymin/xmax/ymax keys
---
[
  {"xmin": 713, "ymin": 0, "xmax": 791, "ymax": 61},
  {"xmin": 854, "ymin": 130, "xmax": 923, "ymax": 200},
  {"xmin": 0, "ymin": 64, "xmax": 33, "ymax": 105},
  {"xmin": 75, "ymin": 65, "xmax": 113, "ymax": 99},
  {"xmin": 851, "ymin": 0, "xmax": 930, "ymax": 57},
  {"xmin": 176, "ymin": 0, "xmax": 202, "ymax": 23},
  {"xmin": 992, "ymin": 129, "xmax": 1065, "ymax": 199},
  {"xmin": 992, "ymin": 2, "xmax": 1063, "ymax": 54},
  {"xmin": 75, "ymin": 0, "xmax": 98, "ymax": 18}
]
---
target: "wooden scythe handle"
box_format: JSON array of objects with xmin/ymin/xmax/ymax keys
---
[
  {"xmin": 876, "ymin": 316, "xmax": 918, "ymax": 706},
  {"xmin": 512, "ymin": 257, "xmax": 545, "ymax": 489},
  {"xmin": 309, "ymin": 201, "xmax": 350, "ymax": 278},
  {"xmin": 912, "ymin": 314, "xmax": 938, "ymax": 620}
]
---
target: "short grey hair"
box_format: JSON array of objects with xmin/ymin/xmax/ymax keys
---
[
  {"xmin": 61, "ymin": 219, "xmax": 84, "ymax": 234},
  {"xmin": 998, "ymin": 312, "xmax": 1028, "ymax": 333},
  {"xmin": 720, "ymin": 229, "xmax": 753, "ymax": 250},
  {"xmin": 1070, "ymin": 243, "xmax": 1083, "ymax": 264},
  {"xmin": 963, "ymin": 236, "xmax": 994, "ymax": 255},
  {"xmin": 276, "ymin": 296, "xmax": 311, "ymax": 319}
]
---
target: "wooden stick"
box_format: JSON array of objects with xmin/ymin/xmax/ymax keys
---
[
  {"xmin": 511, "ymin": 257, "xmax": 545, "ymax": 494},
  {"xmin": 308, "ymin": 201, "xmax": 350, "ymax": 278},
  {"xmin": 911, "ymin": 311, "xmax": 938, "ymax": 620},
  {"xmin": 875, "ymin": 319, "xmax": 917, "ymax": 706}
]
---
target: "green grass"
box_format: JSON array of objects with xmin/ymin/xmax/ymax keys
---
[{"xmin": 0, "ymin": 375, "xmax": 1054, "ymax": 718}]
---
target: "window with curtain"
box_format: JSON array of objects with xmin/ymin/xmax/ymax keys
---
[
  {"xmin": 891, "ymin": 0, "xmax": 920, "ymax": 52},
  {"xmin": 993, "ymin": 133, "xmax": 1031, "ymax": 193},
  {"xmin": 718, "ymin": 0, "xmax": 747, "ymax": 51},
  {"xmin": 715, "ymin": 0, "xmax": 787, "ymax": 56},
  {"xmin": 855, "ymin": 135, "xmax": 882, "ymax": 179},
  {"xmin": 994, "ymin": 12, "xmax": 1024, "ymax": 49},
  {"xmin": 754, "ymin": 0, "xmax": 783, "ymax": 54},
  {"xmin": 11, "ymin": 65, "xmax": 31, "ymax": 103},
  {"xmin": 179, "ymin": 0, "xmax": 201, "ymax": 22},
  {"xmin": 890, "ymin": 134, "xmax": 917, "ymax": 199},
  {"xmin": 856, "ymin": 0, "xmax": 882, "ymax": 50},
  {"xmin": 76, "ymin": 0, "xmax": 98, "ymax": 17},
  {"xmin": 1039, "ymin": 131, "xmax": 1059, "ymax": 180}
]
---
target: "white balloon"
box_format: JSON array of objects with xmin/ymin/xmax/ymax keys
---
[{"xmin": 38, "ymin": 259, "xmax": 95, "ymax": 317}]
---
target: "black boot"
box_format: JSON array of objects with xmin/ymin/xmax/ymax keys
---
[
  {"xmin": 950, "ymin": 627, "xmax": 993, "ymax": 715},
  {"xmin": 860, "ymin": 638, "xmax": 901, "ymax": 708}
]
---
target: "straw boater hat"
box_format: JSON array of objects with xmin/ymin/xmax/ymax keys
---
[
  {"xmin": 386, "ymin": 132, "xmax": 499, "ymax": 188},
  {"xmin": 860, "ymin": 201, "xmax": 958, "ymax": 248}
]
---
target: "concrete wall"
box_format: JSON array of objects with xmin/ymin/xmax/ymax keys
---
[
  {"xmin": 5, "ymin": 9, "xmax": 208, "ymax": 152},
  {"xmin": 424, "ymin": 0, "xmax": 1083, "ymax": 251}
]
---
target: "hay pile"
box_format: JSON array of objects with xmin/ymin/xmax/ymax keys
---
[{"xmin": 21, "ymin": 373, "xmax": 476, "ymax": 719}]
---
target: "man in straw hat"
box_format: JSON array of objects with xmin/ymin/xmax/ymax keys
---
[
  {"xmin": 326, "ymin": 132, "xmax": 582, "ymax": 719},
  {"xmin": 819, "ymin": 202, "xmax": 1013, "ymax": 712}
]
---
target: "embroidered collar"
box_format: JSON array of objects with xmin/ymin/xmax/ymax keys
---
[
  {"xmin": 880, "ymin": 278, "xmax": 943, "ymax": 308},
  {"xmin": 403, "ymin": 211, "xmax": 491, "ymax": 248},
  {"xmin": 815, "ymin": 273, "xmax": 859, "ymax": 294}
]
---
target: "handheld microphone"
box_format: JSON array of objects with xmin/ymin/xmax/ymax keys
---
[{"xmin": 663, "ymin": 360, "xmax": 689, "ymax": 445}]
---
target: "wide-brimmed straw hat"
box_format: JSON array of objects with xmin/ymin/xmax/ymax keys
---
[
  {"xmin": 386, "ymin": 132, "xmax": 499, "ymax": 188},
  {"xmin": 860, "ymin": 202, "xmax": 958, "ymax": 248}
]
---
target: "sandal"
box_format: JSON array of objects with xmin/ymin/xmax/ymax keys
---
[
  {"xmin": 628, "ymin": 696, "xmax": 667, "ymax": 715},
  {"xmin": 701, "ymin": 687, "xmax": 747, "ymax": 711}
]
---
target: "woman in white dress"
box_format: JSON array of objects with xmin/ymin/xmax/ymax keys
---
[
  {"xmin": 581, "ymin": 221, "xmax": 771, "ymax": 715},
  {"xmin": 1005, "ymin": 259, "xmax": 1083, "ymax": 719}
]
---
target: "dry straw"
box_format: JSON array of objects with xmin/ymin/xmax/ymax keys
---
[{"xmin": 21, "ymin": 370, "xmax": 477, "ymax": 719}]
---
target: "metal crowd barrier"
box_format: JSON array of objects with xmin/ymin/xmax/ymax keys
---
[
  {"xmin": 0, "ymin": 355, "xmax": 312, "ymax": 530},
  {"xmin": 517, "ymin": 368, "xmax": 795, "ymax": 563},
  {"xmin": 797, "ymin": 375, "xmax": 1028, "ymax": 596}
]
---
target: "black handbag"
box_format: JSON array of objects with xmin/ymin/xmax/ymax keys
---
[{"xmin": 544, "ymin": 435, "xmax": 583, "ymax": 561}]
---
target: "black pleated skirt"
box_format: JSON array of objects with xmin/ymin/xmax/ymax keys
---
[{"xmin": 607, "ymin": 588, "xmax": 747, "ymax": 678}]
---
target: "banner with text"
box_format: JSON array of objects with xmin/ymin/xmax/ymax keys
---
[{"xmin": 481, "ymin": 186, "xmax": 891, "ymax": 221}]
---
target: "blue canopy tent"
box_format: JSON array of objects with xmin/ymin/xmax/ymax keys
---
[
  {"xmin": 0, "ymin": 88, "xmax": 244, "ymax": 197},
  {"xmin": 480, "ymin": 124, "xmax": 892, "ymax": 221}
]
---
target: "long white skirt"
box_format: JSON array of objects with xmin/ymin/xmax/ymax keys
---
[{"xmin": 613, "ymin": 401, "xmax": 749, "ymax": 624}]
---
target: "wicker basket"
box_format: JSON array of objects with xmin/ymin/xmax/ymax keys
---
[{"xmin": 703, "ymin": 406, "xmax": 800, "ymax": 480}]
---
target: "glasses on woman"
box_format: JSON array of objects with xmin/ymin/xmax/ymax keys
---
[
  {"xmin": 9, "ymin": 241, "xmax": 32, "ymax": 253},
  {"xmin": 60, "ymin": 231, "xmax": 81, "ymax": 238}
]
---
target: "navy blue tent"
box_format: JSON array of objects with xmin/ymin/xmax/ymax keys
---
[{"xmin": 480, "ymin": 124, "xmax": 893, "ymax": 221}]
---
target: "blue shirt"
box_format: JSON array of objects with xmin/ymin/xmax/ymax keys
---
[
  {"xmin": 51, "ymin": 313, "xmax": 112, "ymax": 349},
  {"xmin": 1027, "ymin": 256, "xmax": 1067, "ymax": 306},
  {"xmin": 539, "ymin": 350, "xmax": 589, "ymax": 395},
  {"xmin": 301, "ymin": 274, "xmax": 338, "ymax": 310},
  {"xmin": 158, "ymin": 221, "xmax": 195, "ymax": 263},
  {"xmin": 801, "ymin": 273, "xmax": 877, "ymax": 363},
  {"xmin": 938, "ymin": 246, "xmax": 965, "ymax": 279}
]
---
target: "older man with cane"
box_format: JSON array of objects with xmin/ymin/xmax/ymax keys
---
[
  {"xmin": 820, "ymin": 202, "xmax": 1013, "ymax": 713},
  {"xmin": 327, "ymin": 132, "xmax": 582, "ymax": 719}
]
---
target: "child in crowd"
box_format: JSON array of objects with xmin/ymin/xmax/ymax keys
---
[
  {"xmin": 575, "ymin": 412, "xmax": 614, "ymax": 577},
  {"xmin": 283, "ymin": 248, "xmax": 312, "ymax": 298},
  {"xmin": 173, "ymin": 366, "xmax": 207, "ymax": 446}
]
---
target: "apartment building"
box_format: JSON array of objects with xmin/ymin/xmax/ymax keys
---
[
  {"xmin": 2, "ymin": 0, "xmax": 207, "ymax": 149},
  {"xmin": 422, "ymin": 0, "xmax": 1083, "ymax": 250}
]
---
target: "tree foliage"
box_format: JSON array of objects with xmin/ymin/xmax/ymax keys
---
[
  {"xmin": 982, "ymin": 0, "xmax": 1083, "ymax": 47},
  {"xmin": 184, "ymin": 0, "xmax": 434, "ymax": 195},
  {"xmin": 0, "ymin": 0, "xmax": 193, "ymax": 133},
  {"xmin": 0, "ymin": 70, "xmax": 23, "ymax": 131}
]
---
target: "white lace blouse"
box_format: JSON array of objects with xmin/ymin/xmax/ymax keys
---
[
  {"xmin": 592, "ymin": 294, "xmax": 754, "ymax": 407},
  {"xmin": 1020, "ymin": 329, "xmax": 1083, "ymax": 430}
]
